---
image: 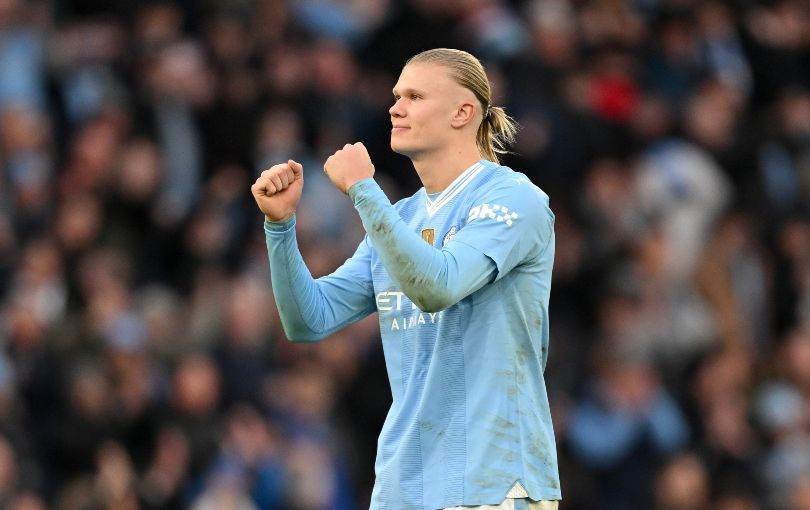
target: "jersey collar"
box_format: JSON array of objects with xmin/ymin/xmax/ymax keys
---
[{"xmin": 424, "ymin": 160, "xmax": 486, "ymax": 217}]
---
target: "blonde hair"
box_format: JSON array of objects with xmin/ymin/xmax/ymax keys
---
[{"xmin": 406, "ymin": 48, "xmax": 518, "ymax": 163}]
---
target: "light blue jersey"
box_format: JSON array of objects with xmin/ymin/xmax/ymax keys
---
[{"xmin": 264, "ymin": 160, "xmax": 559, "ymax": 509}]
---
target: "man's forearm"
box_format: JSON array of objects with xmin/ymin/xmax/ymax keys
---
[
  {"xmin": 264, "ymin": 217, "xmax": 327, "ymax": 341},
  {"xmin": 265, "ymin": 217, "xmax": 375, "ymax": 341},
  {"xmin": 348, "ymin": 179, "xmax": 495, "ymax": 312}
]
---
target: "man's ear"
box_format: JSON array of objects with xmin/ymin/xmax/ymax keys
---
[{"xmin": 450, "ymin": 101, "xmax": 476, "ymax": 128}]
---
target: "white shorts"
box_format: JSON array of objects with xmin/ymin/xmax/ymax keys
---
[
  {"xmin": 443, "ymin": 499, "xmax": 558, "ymax": 510},
  {"xmin": 443, "ymin": 483, "xmax": 559, "ymax": 510}
]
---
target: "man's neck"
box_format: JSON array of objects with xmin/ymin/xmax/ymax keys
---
[{"xmin": 412, "ymin": 147, "xmax": 483, "ymax": 194}]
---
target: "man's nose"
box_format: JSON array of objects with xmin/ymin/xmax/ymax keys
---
[{"xmin": 389, "ymin": 99, "xmax": 405, "ymax": 117}]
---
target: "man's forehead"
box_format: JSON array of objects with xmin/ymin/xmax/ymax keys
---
[{"xmin": 394, "ymin": 63, "xmax": 456, "ymax": 93}]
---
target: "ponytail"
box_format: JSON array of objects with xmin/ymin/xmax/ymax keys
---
[{"xmin": 477, "ymin": 105, "xmax": 518, "ymax": 163}]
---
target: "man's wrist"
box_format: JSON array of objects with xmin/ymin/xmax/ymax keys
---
[
  {"xmin": 264, "ymin": 214, "xmax": 296, "ymax": 233},
  {"xmin": 347, "ymin": 178, "xmax": 379, "ymax": 203}
]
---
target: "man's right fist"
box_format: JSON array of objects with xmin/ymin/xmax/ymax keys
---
[{"xmin": 252, "ymin": 159, "xmax": 304, "ymax": 222}]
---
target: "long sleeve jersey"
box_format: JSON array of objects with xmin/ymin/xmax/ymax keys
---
[{"xmin": 264, "ymin": 160, "xmax": 560, "ymax": 509}]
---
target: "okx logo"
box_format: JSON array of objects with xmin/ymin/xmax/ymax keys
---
[{"xmin": 467, "ymin": 203, "xmax": 519, "ymax": 227}]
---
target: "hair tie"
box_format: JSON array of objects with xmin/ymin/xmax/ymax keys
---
[{"xmin": 485, "ymin": 104, "xmax": 492, "ymax": 118}]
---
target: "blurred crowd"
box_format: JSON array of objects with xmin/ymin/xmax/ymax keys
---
[{"xmin": 0, "ymin": 0, "xmax": 809, "ymax": 509}]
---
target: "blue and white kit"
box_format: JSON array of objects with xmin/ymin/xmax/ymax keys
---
[{"xmin": 264, "ymin": 159, "xmax": 560, "ymax": 510}]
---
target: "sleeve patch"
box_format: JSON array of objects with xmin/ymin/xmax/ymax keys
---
[{"xmin": 467, "ymin": 203, "xmax": 519, "ymax": 227}]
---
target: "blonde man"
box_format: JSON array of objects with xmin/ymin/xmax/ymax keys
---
[{"xmin": 253, "ymin": 48, "xmax": 560, "ymax": 510}]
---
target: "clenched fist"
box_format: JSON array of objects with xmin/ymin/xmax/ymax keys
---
[
  {"xmin": 324, "ymin": 142, "xmax": 375, "ymax": 194},
  {"xmin": 252, "ymin": 159, "xmax": 304, "ymax": 222}
]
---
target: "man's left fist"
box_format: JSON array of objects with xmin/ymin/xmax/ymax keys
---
[{"xmin": 324, "ymin": 142, "xmax": 375, "ymax": 194}]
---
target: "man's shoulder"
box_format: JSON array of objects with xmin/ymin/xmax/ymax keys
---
[{"xmin": 467, "ymin": 164, "xmax": 551, "ymax": 212}]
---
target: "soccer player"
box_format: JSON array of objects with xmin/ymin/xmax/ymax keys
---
[{"xmin": 252, "ymin": 48, "xmax": 560, "ymax": 510}]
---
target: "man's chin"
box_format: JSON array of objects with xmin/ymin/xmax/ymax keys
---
[{"xmin": 390, "ymin": 142, "xmax": 411, "ymax": 157}]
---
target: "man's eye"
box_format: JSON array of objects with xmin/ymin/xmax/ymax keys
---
[{"xmin": 411, "ymin": 94, "xmax": 420, "ymax": 100}]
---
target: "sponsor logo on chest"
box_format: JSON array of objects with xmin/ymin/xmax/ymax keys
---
[{"xmin": 375, "ymin": 291, "xmax": 441, "ymax": 331}]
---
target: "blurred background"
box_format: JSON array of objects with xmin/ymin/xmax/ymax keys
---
[{"xmin": 0, "ymin": 0, "xmax": 809, "ymax": 509}]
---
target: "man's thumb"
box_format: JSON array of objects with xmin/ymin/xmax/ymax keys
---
[{"xmin": 288, "ymin": 160, "xmax": 303, "ymax": 175}]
